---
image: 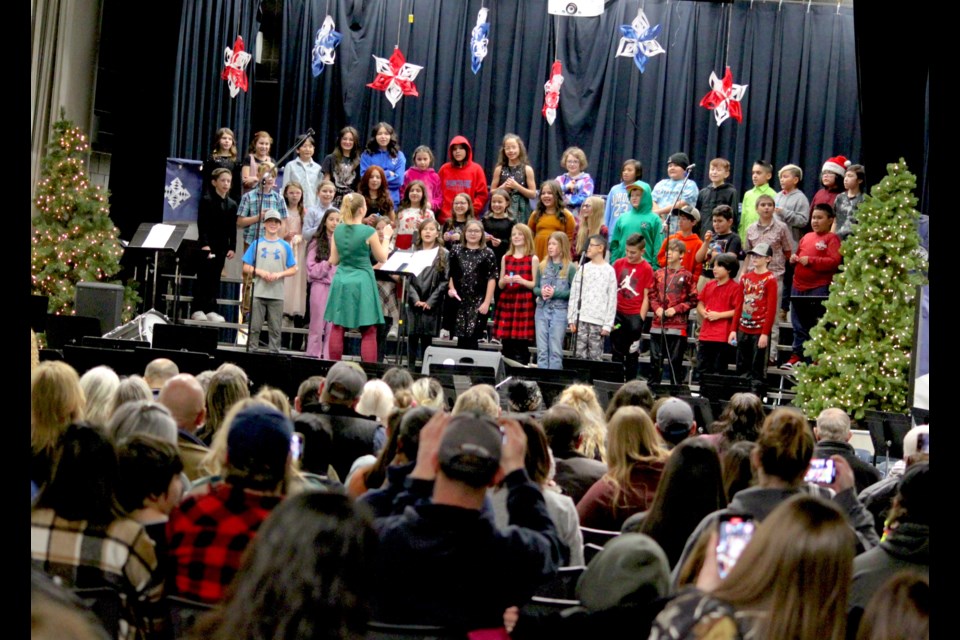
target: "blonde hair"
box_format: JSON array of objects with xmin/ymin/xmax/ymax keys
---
[
  {"xmin": 555, "ymin": 384, "xmax": 607, "ymax": 462},
  {"xmin": 356, "ymin": 380, "xmax": 395, "ymax": 424},
  {"xmin": 506, "ymin": 223, "xmax": 535, "ymax": 258},
  {"xmin": 561, "ymin": 146, "xmax": 589, "ymax": 172},
  {"xmin": 255, "ymin": 385, "xmax": 291, "ymax": 417},
  {"xmin": 411, "ymin": 377, "xmax": 445, "ymax": 409},
  {"xmin": 199, "ymin": 398, "xmax": 270, "ymax": 478},
  {"xmin": 539, "ymin": 231, "xmax": 572, "ymax": 278},
  {"xmin": 575, "ymin": 195, "xmax": 606, "ymax": 255},
  {"xmin": 205, "ymin": 363, "xmax": 251, "ymax": 439},
  {"xmin": 32, "ymin": 361, "xmax": 85, "ymax": 454},
  {"xmin": 340, "ymin": 192, "xmax": 368, "ymax": 224},
  {"xmin": 604, "ymin": 406, "xmax": 669, "ymax": 509},
  {"xmin": 452, "ymin": 384, "xmax": 500, "ymax": 419}
]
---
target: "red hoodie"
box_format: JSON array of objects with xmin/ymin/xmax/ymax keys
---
[{"xmin": 437, "ymin": 136, "xmax": 488, "ymax": 224}]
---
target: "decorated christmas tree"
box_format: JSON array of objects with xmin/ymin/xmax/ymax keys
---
[
  {"xmin": 31, "ymin": 116, "xmax": 139, "ymax": 321},
  {"xmin": 792, "ymin": 159, "xmax": 927, "ymax": 419}
]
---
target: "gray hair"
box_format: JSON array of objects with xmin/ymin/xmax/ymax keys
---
[
  {"xmin": 815, "ymin": 408, "xmax": 851, "ymax": 442},
  {"xmin": 108, "ymin": 400, "xmax": 178, "ymax": 446}
]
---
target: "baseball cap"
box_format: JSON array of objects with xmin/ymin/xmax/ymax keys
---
[
  {"xmin": 263, "ymin": 209, "xmax": 282, "ymax": 222},
  {"xmin": 227, "ymin": 404, "xmax": 293, "ymax": 475},
  {"xmin": 322, "ymin": 362, "xmax": 367, "ymax": 402},
  {"xmin": 438, "ymin": 413, "xmax": 502, "ymax": 487},
  {"xmin": 575, "ymin": 533, "xmax": 670, "ymax": 611},
  {"xmin": 748, "ymin": 243, "xmax": 773, "ymax": 258},
  {"xmin": 674, "ymin": 203, "xmax": 701, "ymax": 224},
  {"xmin": 656, "ymin": 398, "xmax": 694, "ymax": 440},
  {"xmin": 626, "ymin": 183, "xmax": 645, "ymax": 193}
]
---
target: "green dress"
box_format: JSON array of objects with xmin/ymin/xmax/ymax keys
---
[{"xmin": 324, "ymin": 223, "xmax": 384, "ymax": 328}]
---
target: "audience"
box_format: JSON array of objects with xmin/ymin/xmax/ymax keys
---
[
  {"xmin": 701, "ymin": 391, "xmax": 765, "ymax": 452},
  {"xmin": 107, "ymin": 400, "xmax": 178, "ymax": 446},
  {"xmin": 555, "ymin": 383, "xmax": 607, "ymax": 462},
  {"xmin": 859, "ymin": 424, "xmax": 928, "ymax": 535},
  {"xmin": 31, "ymin": 361, "xmax": 85, "ymax": 489},
  {"xmin": 814, "ymin": 407, "xmax": 883, "ymax": 494},
  {"xmin": 142, "ymin": 358, "xmax": 179, "ymax": 396},
  {"xmin": 157, "ymin": 373, "xmax": 208, "ymax": 480},
  {"xmin": 854, "ymin": 570, "xmax": 929, "ymax": 640},
  {"xmin": 112, "ymin": 375, "xmax": 153, "ymax": 413},
  {"xmin": 653, "ymin": 397, "xmax": 698, "ymax": 448},
  {"xmin": 542, "ymin": 404, "xmax": 608, "ymax": 504},
  {"xmin": 200, "ymin": 363, "xmax": 251, "ymax": 444},
  {"xmin": 78, "ymin": 365, "xmax": 120, "ymax": 429}
]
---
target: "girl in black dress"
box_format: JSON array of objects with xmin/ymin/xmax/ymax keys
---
[{"xmin": 448, "ymin": 219, "xmax": 498, "ymax": 351}]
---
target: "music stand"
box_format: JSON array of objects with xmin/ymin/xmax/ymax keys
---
[
  {"xmin": 152, "ymin": 323, "xmax": 219, "ymax": 355},
  {"xmin": 127, "ymin": 222, "xmax": 192, "ymax": 319}
]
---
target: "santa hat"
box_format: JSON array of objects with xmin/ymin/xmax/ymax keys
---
[{"xmin": 821, "ymin": 155, "xmax": 851, "ymax": 177}]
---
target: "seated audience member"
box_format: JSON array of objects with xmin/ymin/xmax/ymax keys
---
[
  {"xmin": 78, "ymin": 365, "xmax": 120, "ymax": 429},
  {"xmin": 191, "ymin": 493, "xmax": 377, "ymax": 640},
  {"xmin": 859, "ymin": 424, "xmax": 928, "ymax": 535},
  {"xmin": 654, "ymin": 397, "xmax": 698, "ymax": 448},
  {"xmin": 158, "ymin": 373, "xmax": 208, "ymax": 480},
  {"xmin": 504, "ymin": 379, "xmax": 544, "ymax": 413},
  {"xmin": 31, "ymin": 361, "xmax": 85, "ymax": 489},
  {"xmin": 143, "ymin": 358, "xmax": 179, "ymax": 396},
  {"xmin": 577, "ymin": 406, "xmax": 668, "ymax": 531},
  {"xmin": 112, "ymin": 375, "xmax": 153, "ymax": 414},
  {"xmin": 294, "ymin": 361, "xmax": 380, "ymax": 481},
  {"xmin": 542, "ymin": 404, "xmax": 608, "ymax": 504},
  {"xmin": 410, "ymin": 376, "xmax": 447, "ymax": 410},
  {"xmin": 720, "ymin": 440, "xmax": 755, "ymax": 503},
  {"xmin": 381, "ymin": 366, "xmax": 415, "ymax": 395},
  {"xmin": 200, "ymin": 363, "xmax": 251, "ymax": 444},
  {"xmin": 254, "ymin": 385, "xmax": 292, "ymax": 416},
  {"xmin": 292, "ymin": 375, "xmax": 324, "ymax": 415},
  {"xmin": 674, "ymin": 408, "xmax": 878, "ymax": 581},
  {"xmin": 651, "ymin": 494, "xmax": 853, "ymax": 639},
  {"xmin": 107, "ymin": 400, "xmax": 178, "ymax": 446},
  {"xmin": 356, "ymin": 379, "xmax": 395, "ymax": 433},
  {"xmin": 604, "ymin": 379, "xmax": 656, "ymax": 423},
  {"xmin": 166, "ymin": 404, "xmax": 292, "ymax": 604},
  {"xmin": 31, "ymin": 568, "xmax": 115, "ymax": 640},
  {"xmin": 452, "ymin": 383, "xmax": 501, "ymax": 418},
  {"xmin": 700, "ymin": 391, "xmax": 765, "ymax": 453},
  {"xmin": 510, "ymin": 533, "xmax": 671, "ymax": 638},
  {"xmin": 555, "ymin": 384, "xmax": 608, "ymax": 462},
  {"xmin": 345, "ymin": 399, "xmax": 409, "ymax": 498},
  {"xmin": 854, "ymin": 571, "xmax": 929, "ymax": 640},
  {"xmin": 358, "ymin": 406, "xmax": 436, "ymax": 517},
  {"xmin": 489, "ymin": 417, "xmax": 584, "ymax": 566},
  {"xmin": 849, "ymin": 463, "xmax": 929, "ymax": 615},
  {"xmin": 813, "ymin": 407, "xmax": 882, "ymax": 494},
  {"xmin": 372, "ymin": 413, "xmax": 566, "ymax": 633},
  {"xmin": 116, "ymin": 435, "xmax": 185, "ymax": 572},
  {"xmin": 31, "ymin": 424, "xmax": 164, "ymax": 638},
  {"xmin": 623, "ymin": 438, "xmax": 726, "ymax": 570}
]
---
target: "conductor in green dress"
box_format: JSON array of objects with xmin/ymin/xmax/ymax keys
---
[{"xmin": 324, "ymin": 192, "xmax": 394, "ymax": 362}]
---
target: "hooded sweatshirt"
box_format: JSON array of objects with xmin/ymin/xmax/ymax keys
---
[{"xmin": 437, "ymin": 136, "xmax": 488, "ymax": 224}]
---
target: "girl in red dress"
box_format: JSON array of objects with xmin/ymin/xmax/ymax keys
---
[{"xmin": 494, "ymin": 223, "xmax": 539, "ymax": 364}]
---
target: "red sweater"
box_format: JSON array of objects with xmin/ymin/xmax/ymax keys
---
[
  {"xmin": 793, "ymin": 231, "xmax": 841, "ymax": 291},
  {"xmin": 698, "ymin": 278, "xmax": 743, "ymax": 342},
  {"xmin": 733, "ymin": 270, "xmax": 778, "ymax": 336}
]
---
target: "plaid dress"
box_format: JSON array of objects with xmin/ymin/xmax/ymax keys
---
[{"xmin": 495, "ymin": 254, "xmax": 536, "ymax": 340}]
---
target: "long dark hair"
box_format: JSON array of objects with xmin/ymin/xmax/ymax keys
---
[
  {"xmin": 365, "ymin": 122, "xmax": 400, "ymax": 157},
  {"xmin": 192, "ymin": 492, "xmax": 377, "ymax": 640},
  {"xmin": 708, "ymin": 392, "xmax": 765, "ymax": 453},
  {"xmin": 312, "ymin": 208, "xmax": 339, "ymax": 263},
  {"xmin": 636, "ymin": 438, "xmax": 726, "ymax": 568},
  {"xmin": 415, "ymin": 218, "xmax": 447, "ymax": 274},
  {"xmin": 532, "ymin": 180, "xmax": 568, "ymax": 226},
  {"xmin": 360, "ymin": 166, "xmax": 394, "ymax": 218},
  {"xmin": 332, "ymin": 126, "xmax": 361, "ymax": 166}
]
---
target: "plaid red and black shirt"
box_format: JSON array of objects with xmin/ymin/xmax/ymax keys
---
[{"xmin": 165, "ymin": 479, "xmax": 283, "ymax": 604}]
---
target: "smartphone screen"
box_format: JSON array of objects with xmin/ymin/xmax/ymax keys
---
[
  {"xmin": 717, "ymin": 515, "xmax": 755, "ymax": 579},
  {"xmin": 290, "ymin": 432, "xmax": 304, "ymax": 462},
  {"xmin": 803, "ymin": 458, "xmax": 836, "ymax": 484}
]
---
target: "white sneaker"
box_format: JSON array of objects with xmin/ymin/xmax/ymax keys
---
[
  {"xmin": 191, "ymin": 311, "xmax": 207, "ymax": 321},
  {"xmin": 439, "ymin": 329, "xmax": 451, "ymax": 340},
  {"xmin": 629, "ymin": 340, "xmax": 641, "ymax": 354},
  {"xmin": 387, "ymin": 326, "xmax": 399, "ymax": 340},
  {"xmin": 236, "ymin": 328, "xmax": 248, "ymax": 346},
  {"xmin": 206, "ymin": 312, "xmax": 226, "ymax": 323}
]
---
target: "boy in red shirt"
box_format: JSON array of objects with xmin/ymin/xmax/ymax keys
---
[
  {"xmin": 612, "ymin": 233, "xmax": 654, "ymax": 381},
  {"xmin": 784, "ymin": 203, "xmax": 842, "ymax": 367},
  {"xmin": 649, "ymin": 239, "xmax": 698, "ymax": 387},
  {"xmin": 731, "ymin": 243, "xmax": 778, "ymax": 394},
  {"xmin": 696, "ymin": 253, "xmax": 742, "ymax": 375},
  {"xmin": 657, "ymin": 204, "xmax": 704, "ymax": 281}
]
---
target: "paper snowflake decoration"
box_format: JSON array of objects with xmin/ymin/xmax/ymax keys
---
[
  {"xmin": 221, "ymin": 35, "xmax": 252, "ymax": 98},
  {"xmin": 164, "ymin": 177, "xmax": 191, "ymax": 210},
  {"xmin": 615, "ymin": 9, "xmax": 665, "ymax": 73},
  {"xmin": 311, "ymin": 15, "xmax": 342, "ymax": 77},
  {"xmin": 367, "ymin": 48, "xmax": 423, "ymax": 108},
  {"xmin": 542, "ymin": 60, "xmax": 563, "ymax": 126},
  {"xmin": 470, "ymin": 8, "xmax": 490, "ymax": 75},
  {"xmin": 699, "ymin": 66, "xmax": 748, "ymax": 126}
]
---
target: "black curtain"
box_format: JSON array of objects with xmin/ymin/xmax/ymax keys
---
[
  {"xmin": 168, "ymin": 0, "xmax": 261, "ymax": 161},
  {"xmin": 168, "ymin": 0, "xmax": 860, "ymax": 199}
]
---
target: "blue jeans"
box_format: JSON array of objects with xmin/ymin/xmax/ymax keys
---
[{"xmin": 536, "ymin": 303, "xmax": 567, "ymax": 369}]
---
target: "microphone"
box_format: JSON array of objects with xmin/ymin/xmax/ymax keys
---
[
  {"xmin": 304, "ymin": 128, "xmax": 315, "ymax": 137},
  {"xmin": 685, "ymin": 163, "xmax": 696, "ymax": 172},
  {"xmin": 579, "ymin": 250, "xmax": 588, "ymax": 265}
]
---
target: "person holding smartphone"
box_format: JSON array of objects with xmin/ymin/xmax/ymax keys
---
[{"xmin": 672, "ymin": 408, "xmax": 879, "ymax": 585}]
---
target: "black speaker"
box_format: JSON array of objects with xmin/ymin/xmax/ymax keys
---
[
  {"xmin": 45, "ymin": 314, "xmax": 103, "ymax": 349},
  {"xmin": 30, "ymin": 295, "xmax": 49, "ymax": 334},
  {"xmin": 421, "ymin": 347, "xmax": 506, "ymax": 381},
  {"xmin": 75, "ymin": 282, "xmax": 124, "ymax": 335},
  {"xmin": 152, "ymin": 323, "xmax": 220, "ymax": 355}
]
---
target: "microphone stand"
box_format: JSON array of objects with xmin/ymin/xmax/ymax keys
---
[
  {"xmin": 245, "ymin": 128, "xmax": 315, "ymax": 352},
  {"xmin": 570, "ymin": 250, "xmax": 588, "ymax": 357}
]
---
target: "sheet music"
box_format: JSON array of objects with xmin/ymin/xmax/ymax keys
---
[
  {"xmin": 142, "ymin": 224, "xmax": 177, "ymax": 249},
  {"xmin": 380, "ymin": 250, "xmax": 415, "ymax": 273},
  {"xmin": 379, "ymin": 247, "xmax": 438, "ymax": 277}
]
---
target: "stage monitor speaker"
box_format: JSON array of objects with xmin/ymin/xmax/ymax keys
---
[
  {"xmin": 421, "ymin": 347, "xmax": 506, "ymax": 381},
  {"xmin": 152, "ymin": 323, "xmax": 219, "ymax": 355},
  {"xmin": 75, "ymin": 282, "xmax": 124, "ymax": 335},
  {"xmin": 45, "ymin": 314, "xmax": 103, "ymax": 350}
]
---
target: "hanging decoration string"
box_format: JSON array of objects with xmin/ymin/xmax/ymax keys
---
[
  {"xmin": 699, "ymin": 0, "xmax": 747, "ymax": 126},
  {"xmin": 396, "ymin": 0, "xmax": 405, "ymax": 48}
]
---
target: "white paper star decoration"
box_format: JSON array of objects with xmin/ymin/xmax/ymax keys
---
[
  {"xmin": 699, "ymin": 66, "xmax": 748, "ymax": 126},
  {"xmin": 615, "ymin": 9, "xmax": 665, "ymax": 73},
  {"xmin": 221, "ymin": 35, "xmax": 252, "ymax": 98},
  {"xmin": 367, "ymin": 48, "xmax": 424, "ymax": 108},
  {"xmin": 470, "ymin": 8, "xmax": 490, "ymax": 75},
  {"xmin": 311, "ymin": 15, "xmax": 342, "ymax": 77},
  {"xmin": 164, "ymin": 177, "xmax": 191, "ymax": 210},
  {"xmin": 542, "ymin": 60, "xmax": 563, "ymax": 125}
]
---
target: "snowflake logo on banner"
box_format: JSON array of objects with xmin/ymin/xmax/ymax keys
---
[
  {"xmin": 615, "ymin": 9, "xmax": 665, "ymax": 73},
  {"xmin": 221, "ymin": 35, "xmax": 252, "ymax": 98},
  {"xmin": 470, "ymin": 8, "xmax": 490, "ymax": 75},
  {"xmin": 311, "ymin": 15, "xmax": 342, "ymax": 77},
  {"xmin": 542, "ymin": 60, "xmax": 563, "ymax": 125},
  {"xmin": 367, "ymin": 48, "xmax": 423, "ymax": 108},
  {"xmin": 699, "ymin": 66, "xmax": 748, "ymax": 126},
  {"xmin": 164, "ymin": 177, "xmax": 191, "ymax": 210}
]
